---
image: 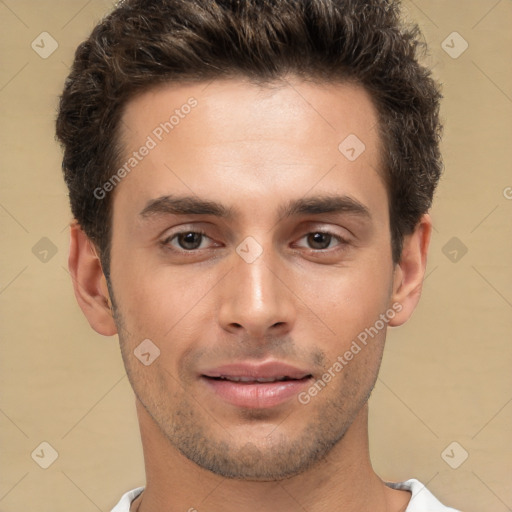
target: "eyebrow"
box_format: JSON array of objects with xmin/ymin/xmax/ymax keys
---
[{"xmin": 139, "ymin": 194, "xmax": 371, "ymax": 221}]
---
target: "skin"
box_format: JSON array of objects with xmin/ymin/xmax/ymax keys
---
[{"xmin": 69, "ymin": 76, "xmax": 432, "ymax": 512}]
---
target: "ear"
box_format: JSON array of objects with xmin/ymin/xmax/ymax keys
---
[
  {"xmin": 388, "ymin": 213, "xmax": 432, "ymax": 327},
  {"xmin": 68, "ymin": 221, "xmax": 117, "ymax": 336}
]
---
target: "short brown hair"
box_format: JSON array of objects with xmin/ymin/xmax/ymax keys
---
[{"xmin": 56, "ymin": 0, "xmax": 443, "ymax": 275}]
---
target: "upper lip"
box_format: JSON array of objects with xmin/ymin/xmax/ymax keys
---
[{"xmin": 202, "ymin": 361, "xmax": 312, "ymax": 380}]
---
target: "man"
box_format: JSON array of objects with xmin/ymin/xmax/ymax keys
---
[{"xmin": 56, "ymin": 0, "xmax": 458, "ymax": 510}]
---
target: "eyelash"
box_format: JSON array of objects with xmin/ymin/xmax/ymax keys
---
[{"xmin": 160, "ymin": 229, "xmax": 349, "ymax": 254}]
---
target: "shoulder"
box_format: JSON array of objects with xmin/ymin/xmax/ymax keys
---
[
  {"xmin": 110, "ymin": 487, "xmax": 144, "ymax": 512},
  {"xmin": 386, "ymin": 479, "xmax": 461, "ymax": 512},
  {"xmin": 112, "ymin": 481, "xmax": 461, "ymax": 512}
]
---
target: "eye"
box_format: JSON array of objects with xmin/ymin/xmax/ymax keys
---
[
  {"xmin": 160, "ymin": 228, "xmax": 348, "ymax": 255},
  {"xmin": 162, "ymin": 230, "xmax": 212, "ymax": 251},
  {"xmin": 295, "ymin": 231, "xmax": 347, "ymax": 251}
]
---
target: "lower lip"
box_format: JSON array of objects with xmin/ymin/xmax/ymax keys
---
[{"xmin": 202, "ymin": 376, "xmax": 312, "ymax": 409}]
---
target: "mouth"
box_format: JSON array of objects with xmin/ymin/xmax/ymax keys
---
[
  {"xmin": 206, "ymin": 375, "xmax": 309, "ymax": 383},
  {"xmin": 201, "ymin": 361, "xmax": 314, "ymax": 409}
]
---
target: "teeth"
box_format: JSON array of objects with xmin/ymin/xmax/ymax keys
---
[{"xmin": 220, "ymin": 376, "xmax": 289, "ymax": 383}]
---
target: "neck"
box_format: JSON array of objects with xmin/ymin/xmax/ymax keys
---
[{"xmin": 132, "ymin": 401, "xmax": 410, "ymax": 512}]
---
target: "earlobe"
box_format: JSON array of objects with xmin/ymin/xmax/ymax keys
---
[
  {"xmin": 388, "ymin": 214, "xmax": 433, "ymax": 327},
  {"xmin": 68, "ymin": 221, "xmax": 118, "ymax": 336}
]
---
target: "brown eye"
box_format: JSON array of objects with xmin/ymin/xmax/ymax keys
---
[
  {"xmin": 296, "ymin": 231, "xmax": 347, "ymax": 251},
  {"xmin": 306, "ymin": 232, "xmax": 334, "ymax": 250},
  {"xmin": 176, "ymin": 232, "xmax": 204, "ymax": 250},
  {"xmin": 163, "ymin": 230, "xmax": 211, "ymax": 251}
]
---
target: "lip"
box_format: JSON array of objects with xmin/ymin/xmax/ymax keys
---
[
  {"xmin": 202, "ymin": 361, "xmax": 312, "ymax": 380},
  {"xmin": 201, "ymin": 361, "xmax": 313, "ymax": 409}
]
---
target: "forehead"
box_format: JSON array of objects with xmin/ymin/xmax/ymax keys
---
[
  {"xmin": 113, "ymin": 77, "xmax": 386, "ymax": 225},
  {"xmin": 120, "ymin": 77, "xmax": 381, "ymax": 151}
]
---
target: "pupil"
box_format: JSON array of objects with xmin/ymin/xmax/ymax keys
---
[
  {"xmin": 309, "ymin": 232, "xmax": 330, "ymax": 249},
  {"xmin": 180, "ymin": 232, "xmax": 201, "ymax": 250}
]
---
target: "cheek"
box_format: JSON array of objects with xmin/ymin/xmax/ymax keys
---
[
  {"xmin": 110, "ymin": 255, "xmax": 224, "ymax": 374},
  {"xmin": 295, "ymin": 258, "xmax": 393, "ymax": 334}
]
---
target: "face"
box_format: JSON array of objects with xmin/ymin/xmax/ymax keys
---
[{"xmin": 107, "ymin": 77, "xmax": 398, "ymax": 480}]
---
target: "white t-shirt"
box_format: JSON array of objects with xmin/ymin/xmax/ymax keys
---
[{"xmin": 111, "ymin": 479, "xmax": 460, "ymax": 511}]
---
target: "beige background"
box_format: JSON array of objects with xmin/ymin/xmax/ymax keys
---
[{"xmin": 1, "ymin": 1, "xmax": 511, "ymax": 510}]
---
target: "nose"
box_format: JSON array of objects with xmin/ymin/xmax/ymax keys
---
[{"xmin": 217, "ymin": 242, "xmax": 296, "ymax": 340}]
